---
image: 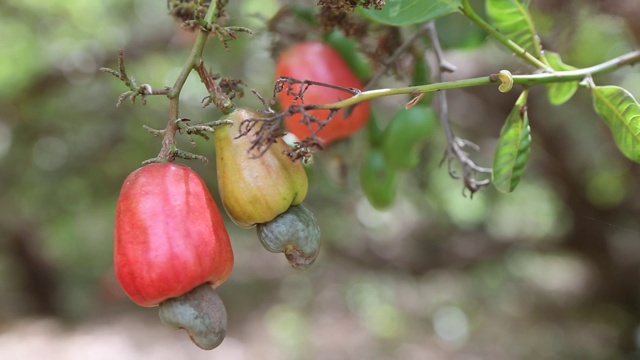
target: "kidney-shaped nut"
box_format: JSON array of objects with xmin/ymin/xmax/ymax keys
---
[
  {"xmin": 159, "ymin": 283, "xmax": 227, "ymax": 350},
  {"xmin": 256, "ymin": 204, "xmax": 321, "ymax": 269}
]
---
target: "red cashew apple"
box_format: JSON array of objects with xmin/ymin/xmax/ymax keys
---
[
  {"xmin": 275, "ymin": 41, "xmax": 371, "ymax": 145},
  {"xmin": 114, "ymin": 162, "xmax": 234, "ymax": 307}
]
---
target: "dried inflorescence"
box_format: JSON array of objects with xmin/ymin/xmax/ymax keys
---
[
  {"xmin": 236, "ymin": 79, "xmax": 333, "ymax": 163},
  {"xmin": 203, "ymin": 73, "xmax": 245, "ymax": 101},
  {"xmin": 218, "ymin": 77, "xmax": 245, "ymax": 97},
  {"xmin": 372, "ymin": 26, "xmax": 404, "ymax": 72},
  {"xmin": 167, "ymin": 0, "xmax": 209, "ymax": 30},
  {"xmin": 235, "ymin": 105, "xmax": 325, "ymax": 162},
  {"xmin": 318, "ymin": 6, "xmax": 369, "ymax": 38},
  {"xmin": 317, "ymin": 0, "xmax": 385, "ymax": 12},
  {"xmin": 167, "ymin": 0, "xmax": 228, "ymax": 31},
  {"xmin": 266, "ymin": 76, "xmax": 366, "ymax": 160},
  {"xmin": 317, "ymin": 0, "xmax": 380, "ymax": 38},
  {"xmin": 234, "ymin": 65, "xmax": 363, "ymax": 162},
  {"xmin": 237, "ymin": 110, "xmax": 325, "ymax": 163},
  {"xmin": 287, "ymin": 135, "xmax": 325, "ymax": 162},
  {"xmin": 194, "ymin": 62, "xmax": 240, "ymax": 114},
  {"xmin": 237, "ymin": 113, "xmax": 286, "ymax": 154}
]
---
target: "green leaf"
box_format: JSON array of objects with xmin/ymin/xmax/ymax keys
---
[
  {"xmin": 411, "ymin": 53, "xmax": 430, "ymax": 87},
  {"xmin": 358, "ymin": 0, "xmax": 460, "ymax": 26},
  {"xmin": 486, "ymin": 0, "xmax": 542, "ymax": 57},
  {"xmin": 592, "ymin": 86, "xmax": 640, "ymax": 162},
  {"xmin": 366, "ymin": 112, "xmax": 385, "ymax": 147},
  {"xmin": 492, "ymin": 90, "xmax": 532, "ymax": 193},
  {"xmin": 360, "ymin": 149, "xmax": 398, "ymax": 210},
  {"xmin": 382, "ymin": 105, "xmax": 437, "ymax": 171},
  {"xmin": 544, "ymin": 51, "xmax": 578, "ymax": 105},
  {"xmin": 323, "ymin": 30, "xmax": 372, "ymax": 81}
]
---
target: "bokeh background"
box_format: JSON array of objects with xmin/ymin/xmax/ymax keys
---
[{"xmin": 1, "ymin": 0, "xmax": 640, "ymax": 359}]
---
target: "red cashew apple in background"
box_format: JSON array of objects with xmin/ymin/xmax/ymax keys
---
[
  {"xmin": 275, "ymin": 41, "xmax": 371, "ymax": 145},
  {"xmin": 113, "ymin": 162, "xmax": 234, "ymax": 307}
]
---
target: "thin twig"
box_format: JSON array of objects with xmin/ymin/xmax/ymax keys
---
[
  {"xmin": 99, "ymin": 49, "xmax": 170, "ymax": 106},
  {"xmin": 289, "ymin": 49, "xmax": 640, "ymax": 112},
  {"xmin": 364, "ymin": 22, "xmax": 433, "ymax": 91},
  {"xmin": 426, "ymin": 21, "xmax": 491, "ymax": 196},
  {"xmin": 194, "ymin": 60, "xmax": 234, "ymax": 114},
  {"xmin": 342, "ymin": 22, "xmax": 436, "ymax": 118},
  {"xmin": 276, "ymin": 76, "xmax": 362, "ymax": 99},
  {"xmin": 251, "ymin": 89, "xmax": 275, "ymax": 113}
]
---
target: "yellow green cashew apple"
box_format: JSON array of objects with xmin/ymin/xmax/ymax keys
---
[{"xmin": 213, "ymin": 107, "xmax": 308, "ymax": 228}]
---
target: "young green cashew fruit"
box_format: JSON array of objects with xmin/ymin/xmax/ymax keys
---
[
  {"xmin": 213, "ymin": 107, "xmax": 308, "ymax": 228},
  {"xmin": 159, "ymin": 283, "xmax": 227, "ymax": 350},
  {"xmin": 382, "ymin": 105, "xmax": 437, "ymax": 171},
  {"xmin": 256, "ymin": 204, "xmax": 321, "ymax": 269},
  {"xmin": 322, "ymin": 30, "xmax": 372, "ymax": 81},
  {"xmin": 114, "ymin": 163, "xmax": 234, "ymax": 307},
  {"xmin": 360, "ymin": 148, "xmax": 398, "ymax": 210}
]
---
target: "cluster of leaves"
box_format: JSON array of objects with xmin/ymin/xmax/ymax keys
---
[
  {"xmin": 481, "ymin": 0, "xmax": 639, "ymax": 193},
  {"xmin": 342, "ymin": 0, "xmax": 640, "ymax": 194}
]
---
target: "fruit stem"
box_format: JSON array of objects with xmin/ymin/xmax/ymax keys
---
[{"xmin": 157, "ymin": 1, "xmax": 223, "ymax": 162}]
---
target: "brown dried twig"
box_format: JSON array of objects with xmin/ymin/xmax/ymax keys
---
[
  {"xmin": 425, "ymin": 21, "xmax": 491, "ymax": 196},
  {"xmin": 236, "ymin": 103, "xmax": 328, "ymax": 162},
  {"xmin": 273, "ymin": 76, "xmax": 362, "ymax": 103},
  {"xmin": 217, "ymin": 76, "xmax": 359, "ymax": 161},
  {"xmin": 99, "ymin": 49, "xmax": 170, "ymax": 107}
]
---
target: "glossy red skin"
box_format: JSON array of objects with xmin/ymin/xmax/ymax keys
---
[
  {"xmin": 114, "ymin": 163, "xmax": 233, "ymax": 307},
  {"xmin": 276, "ymin": 41, "xmax": 370, "ymax": 145}
]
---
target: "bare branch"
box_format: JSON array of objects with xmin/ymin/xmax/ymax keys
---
[
  {"xmin": 252, "ymin": 89, "xmax": 275, "ymax": 113},
  {"xmin": 100, "ymin": 49, "xmax": 170, "ymax": 106},
  {"xmin": 364, "ymin": 22, "xmax": 433, "ymax": 91},
  {"xmin": 274, "ymin": 76, "xmax": 362, "ymax": 106},
  {"xmin": 426, "ymin": 21, "xmax": 491, "ymax": 196}
]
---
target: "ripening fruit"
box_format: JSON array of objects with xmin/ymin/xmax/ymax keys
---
[
  {"xmin": 213, "ymin": 107, "xmax": 308, "ymax": 228},
  {"xmin": 275, "ymin": 41, "xmax": 371, "ymax": 145},
  {"xmin": 114, "ymin": 162, "xmax": 234, "ymax": 307}
]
